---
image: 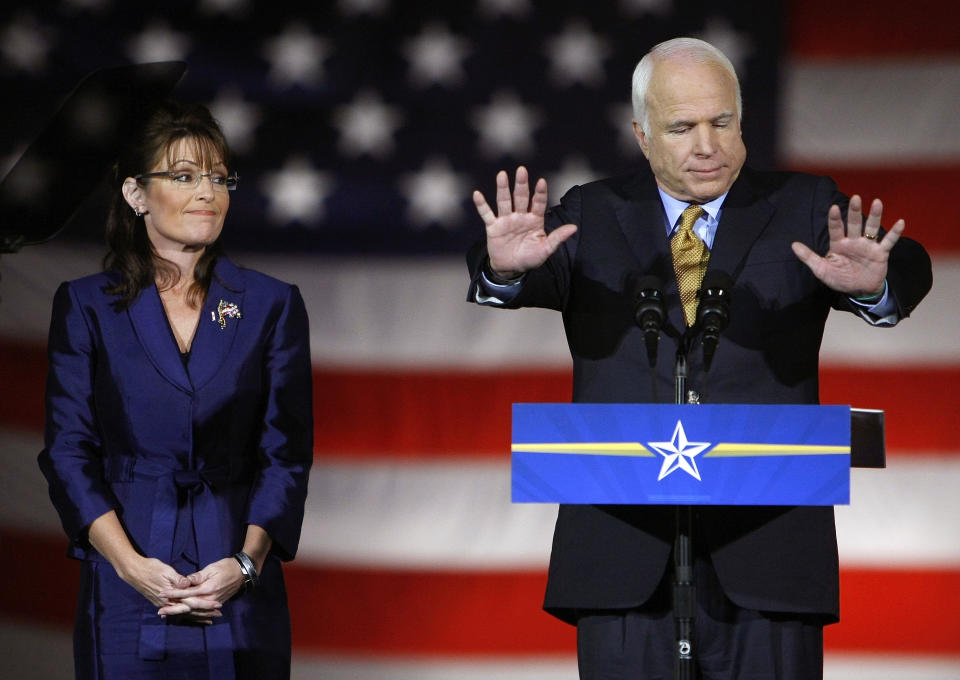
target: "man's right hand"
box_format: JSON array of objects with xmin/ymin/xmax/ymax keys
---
[{"xmin": 472, "ymin": 166, "xmax": 577, "ymax": 279}]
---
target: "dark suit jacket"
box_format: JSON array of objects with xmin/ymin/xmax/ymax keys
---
[
  {"xmin": 467, "ymin": 167, "xmax": 931, "ymax": 625},
  {"xmin": 38, "ymin": 257, "xmax": 313, "ymax": 676}
]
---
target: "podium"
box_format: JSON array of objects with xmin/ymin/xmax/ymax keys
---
[
  {"xmin": 512, "ymin": 404, "xmax": 884, "ymax": 505},
  {"xmin": 512, "ymin": 402, "xmax": 885, "ymax": 678}
]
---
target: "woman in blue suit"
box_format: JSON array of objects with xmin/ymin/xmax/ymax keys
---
[{"xmin": 38, "ymin": 100, "xmax": 313, "ymax": 679}]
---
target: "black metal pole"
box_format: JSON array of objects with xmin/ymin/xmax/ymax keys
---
[
  {"xmin": 673, "ymin": 347, "xmax": 696, "ymax": 680},
  {"xmin": 674, "ymin": 506, "xmax": 696, "ymax": 679}
]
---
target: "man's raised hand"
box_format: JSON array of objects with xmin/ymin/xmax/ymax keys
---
[
  {"xmin": 473, "ymin": 166, "xmax": 577, "ymax": 279},
  {"xmin": 791, "ymin": 195, "xmax": 904, "ymax": 298}
]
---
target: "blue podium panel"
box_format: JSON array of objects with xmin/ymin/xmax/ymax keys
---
[{"xmin": 512, "ymin": 404, "xmax": 851, "ymax": 506}]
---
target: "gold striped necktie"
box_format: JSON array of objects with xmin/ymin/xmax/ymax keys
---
[{"xmin": 671, "ymin": 204, "xmax": 708, "ymax": 327}]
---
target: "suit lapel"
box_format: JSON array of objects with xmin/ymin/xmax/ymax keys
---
[
  {"xmin": 188, "ymin": 258, "xmax": 246, "ymax": 391},
  {"xmin": 709, "ymin": 171, "xmax": 776, "ymax": 279},
  {"xmin": 615, "ymin": 173, "xmax": 674, "ymax": 280},
  {"xmin": 128, "ymin": 284, "xmax": 193, "ymax": 393},
  {"xmin": 615, "ymin": 172, "xmax": 686, "ymax": 331}
]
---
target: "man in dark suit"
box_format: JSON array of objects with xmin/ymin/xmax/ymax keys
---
[{"xmin": 466, "ymin": 38, "xmax": 931, "ymax": 679}]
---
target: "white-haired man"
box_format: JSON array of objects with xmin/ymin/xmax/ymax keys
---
[{"xmin": 467, "ymin": 37, "xmax": 931, "ymax": 679}]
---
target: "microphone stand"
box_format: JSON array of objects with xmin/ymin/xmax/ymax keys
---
[
  {"xmin": 671, "ymin": 270, "xmax": 732, "ymax": 679},
  {"xmin": 632, "ymin": 275, "xmax": 718, "ymax": 679},
  {"xmin": 673, "ymin": 332, "xmax": 696, "ymax": 680}
]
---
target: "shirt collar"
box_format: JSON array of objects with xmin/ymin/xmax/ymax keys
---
[{"xmin": 658, "ymin": 187, "xmax": 728, "ymax": 235}]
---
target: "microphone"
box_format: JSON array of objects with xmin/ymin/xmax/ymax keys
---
[
  {"xmin": 696, "ymin": 270, "xmax": 733, "ymax": 373},
  {"xmin": 633, "ymin": 275, "xmax": 665, "ymax": 368}
]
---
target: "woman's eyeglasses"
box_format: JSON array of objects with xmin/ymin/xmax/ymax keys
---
[{"xmin": 135, "ymin": 170, "xmax": 239, "ymax": 192}]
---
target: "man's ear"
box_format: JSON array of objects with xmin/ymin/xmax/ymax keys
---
[
  {"xmin": 121, "ymin": 178, "xmax": 147, "ymax": 214},
  {"xmin": 633, "ymin": 120, "xmax": 650, "ymax": 159}
]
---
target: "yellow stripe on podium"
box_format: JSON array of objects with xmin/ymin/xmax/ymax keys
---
[
  {"xmin": 707, "ymin": 443, "xmax": 849, "ymax": 457},
  {"xmin": 511, "ymin": 443, "xmax": 654, "ymax": 457}
]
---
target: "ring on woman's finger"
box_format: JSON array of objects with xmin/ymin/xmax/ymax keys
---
[{"xmin": 864, "ymin": 232, "xmax": 878, "ymax": 240}]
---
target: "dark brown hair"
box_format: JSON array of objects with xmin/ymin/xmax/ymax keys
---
[{"xmin": 103, "ymin": 99, "xmax": 231, "ymax": 310}]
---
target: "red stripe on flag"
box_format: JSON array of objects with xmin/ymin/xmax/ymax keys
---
[
  {"xmin": 788, "ymin": 0, "xmax": 960, "ymax": 58},
  {"xmin": 317, "ymin": 366, "xmax": 957, "ymax": 457},
  {"xmin": 1, "ymin": 528, "xmax": 79, "ymax": 628},
  {"xmin": 819, "ymin": 367, "xmax": 954, "ymax": 453},
  {"xmin": 286, "ymin": 564, "xmax": 960, "ymax": 656},
  {"xmin": 4, "ymin": 527, "xmax": 957, "ymax": 656},
  {"xmin": 286, "ymin": 566, "xmax": 574, "ymax": 656},
  {"xmin": 312, "ymin": 366, "xmax": 571, "ymax": 458},
  {"xmin": 0, "ymin": 338, "xmax": 47, "ymax": 432},
  {"xmin": 2, "ymin": 339, "xmax": 956, "ymax": 456},
  {"xmin": 790, "ymin": 165, "xmax": 960, "ymax": 253},
  {"xmin": 828, "ymin": 567, "xmax": 960, "ymax": 654}
]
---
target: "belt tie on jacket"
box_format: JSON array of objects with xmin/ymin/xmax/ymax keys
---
[{"xmin": 105, "ymin": 457, "xmax": 243, "ymax": 677}]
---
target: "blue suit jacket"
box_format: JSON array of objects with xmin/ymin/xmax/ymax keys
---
[
  {"xmin": 39, "ymin": 257, "xmax": 313, "ymax": 676},
  {"xmin": 467, "ymin": 167, "xmax": 932, "ymax": 625}
]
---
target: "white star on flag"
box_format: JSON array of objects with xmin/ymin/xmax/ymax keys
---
[
  {"xmin": 403, "ymin": 24, "xmax": 470, "ymax": 88},
  {"xmin": 208, "ymin": 87, "xmax": 262, "ymax": 154},
  {"xmin": 333, "ymin": 90, "xmax": 404, "ymax": 159},
  {"xmin": 261, "ymin": 156, "xmax": 332, "ymax": 226},
  {"xmin": 544, "ymin": 20, "xmax": 610, "ymax": 87},
  {"xmin": 697, "ymin": 17, "xmax": 753, "ymax": 78},
  {"xmin": 0, "ymin": 14, "xmax": 52, "ymax": 73},
  {"xmin": 399, "ymin": 156, "xmax": 468, "ymax": 229},
  {"xmin": 546, "ymin": 155, "xmax": 602, "ymax": 200},
  {"xmin": 263, "ymin": 23, "xmax": 329, "ymax": 89},
  {"xmin": 471, "ymin": 91, "xmax": 541, "ymax": 158},
  {"xmin": 126, "ymin": 21, "xmax": 191, "ymax": 63},
  {"xmin": 647, "ymin": 420, "xmax": 711, "ymax": 481},
  {"xmin": 607, "ymin": 102, "xmax": 643, "ymax": 156}
]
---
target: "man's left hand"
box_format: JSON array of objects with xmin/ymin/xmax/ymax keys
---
[{"xmin": 791, "ymin": 194, "xmax": 905, "ymax": 297}]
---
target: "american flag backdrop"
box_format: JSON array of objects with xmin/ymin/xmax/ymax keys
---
[{"xmin": 1, "ymin": 0, "xmax": 959, "ymax": 678}]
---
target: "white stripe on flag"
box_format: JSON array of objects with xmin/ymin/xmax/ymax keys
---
[
  {"xmin": 780, "ymin": 59, "xmax": 960, "ymax": 165},
  {"xmin": 7, "ymin": 429, "xmax": 956, "ymax": 570},
  {"xmin": 1, "ymin": 245, "xmax": 957, "ymax": 368}
]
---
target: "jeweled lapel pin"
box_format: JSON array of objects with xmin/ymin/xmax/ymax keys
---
[{"xmin": 212, "ymin": 299, "xmax": 242, "ymax": 329}]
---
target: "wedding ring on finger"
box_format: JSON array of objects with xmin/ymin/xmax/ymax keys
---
[{"xmin": 864, "ymin": 232, "xmax": 878, "ymax": 240}]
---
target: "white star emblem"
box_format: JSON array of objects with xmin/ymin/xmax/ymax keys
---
[
  {"xmin": 208, "ymin": 87, "xmax": 262, "ymax": 154},
  {"xmin": 471, "ymin": 90, "xmax": 541, "ymax": 158},
  {"xmin": 261, "ymin": 156, "xmax": 332, "ymax": 226},
  {"xmin": 333, "ymin": 90, "xmax": 404, "ymax": 159},
  {"xmin": 647, "ymin": 420, "xmax": 711, "ymax": 481},
  {"xmin": 696, "ymin": 18, "xmax": 753, "ymax": 79},
  {"xmin": 403, "ymin": 23, "xmax": 470, "ymax": 88},
  {"xmin": 399, "ymin": 157, "xmax": 469, "ymax": 229},
  {"xmin": 544, "ymin": 20, "xmax": 610, "ymax": 88},
  {"xmin": 263, "ymin": 23, "xmax": 329, "ymax": 89},
  {"xmin": 126, "ymin": 21, "xmax": 191, "ymax": 63}
]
